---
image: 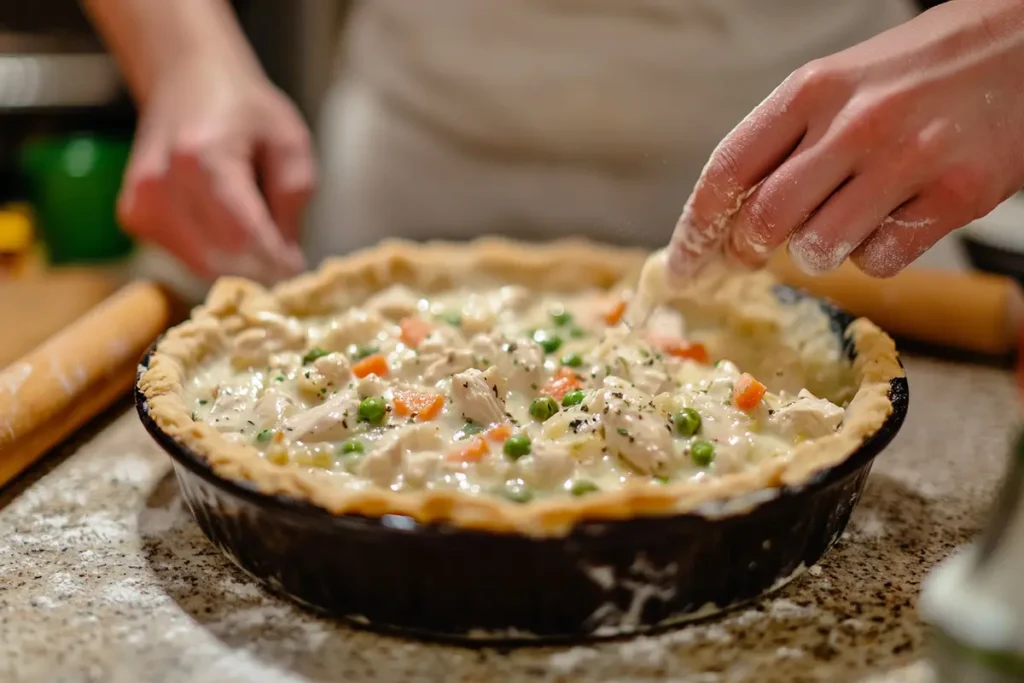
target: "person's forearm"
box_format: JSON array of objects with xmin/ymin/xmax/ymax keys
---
[{"xmin": 81, "ymin": 0, "xmax": 263, "ymax": 106}]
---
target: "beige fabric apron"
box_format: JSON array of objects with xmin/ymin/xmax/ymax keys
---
[{"xmin": 306, "ymin": 0, "xmax": 917, "ymax": 263}]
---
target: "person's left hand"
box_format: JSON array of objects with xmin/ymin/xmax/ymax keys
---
[{"xmin": 668, "ymin": 0, "xmax": 1024, "ymax": 279}]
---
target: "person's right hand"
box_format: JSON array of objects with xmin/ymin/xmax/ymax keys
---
[
  {"xmin": 118, "ymin": 56, "xmax": 315, "ymax": 281},
  {"xmin": 668, "ymin": 0, "xmax": 1024, "ymax": 280}
]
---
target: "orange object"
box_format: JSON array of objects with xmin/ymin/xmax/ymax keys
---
[
  {"xmin": 486, "ymin": 423, "xmax": 513, "ymax": 442},
  {"xmin": 732, "ymin": 373, "xmax": 766, "ymax": 412},
  {"xmin": 603, "ymin": 299, "xmax": 627, "ymax": 326},
  {"xmin": 768, "ymin": 252, "xmax": 1024, "ymax": 356},
  {"xmin": 542, "ymin": 367, "xmax": 583, "ymax": 401},
  {"xmin": 393, "ymin": 389, "xmax": 444, "ymax": 421},
  {"xmin": 0, "ymin": 281, "xmax": 171, "ymax": 489},
  {"xmin": 353, "ymin": 354, "xmax": 389, "ymax": 378},
  {"xmin": 399, "ymin": 316, "xmax": 433, "ymax": 348},
  {"xmin": 657, "ymin": 339, "xmax": 709, "ymax": 364},
  {"xmin": 447, "ymin": 436, "xmax": 489, "ymax": 463}
]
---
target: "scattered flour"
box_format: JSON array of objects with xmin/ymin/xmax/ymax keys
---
[
  {"xmin": 853, "ymin": 509, "xmax": 888, "ymax": 540},
  {"xmin": 882, "ymin": 215, "xmax": 936, "ymax": 230}
]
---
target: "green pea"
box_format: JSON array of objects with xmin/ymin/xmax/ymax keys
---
[
  {"xmin": 691, "ymin": 440, "xmax": 715, "ymax": 467},
  {"xmin": 560, "ymin": 352, "xmax": 583, "ymax": 368},
  {"xmin": 441, "ymin": 310, "xmax": 462, "ymax": 327},
  {"xmin": 503, "ymin": 434, "xmax": 532, "ymax": 460},
  {"xmin": 340, "ymin": 439, "xmax": 365, "ymax": 455},
  {"xmin": 551, "ymin": 309, "xmax": 573, "ymax": 326},
  {"xmin": 570, "ymin": 480, "xmax": 599, "ymax": 497},
  {"xmin": 569, "ymin": 326, "xmax": 586, "ymax": 339},
  {"xmin": 532, "ymin": 330, "xmax": 563, "ymax": 354},
  {"xmin": 497, "ymin": 482, "xmax": 534, "ymax": 504},
  {"xmin": 302, "ymin": 347, "xmax": 330, "ymax": 365},
  {"xmin": 358, "ymin": 396, "xmax": 388, "ymax": 425},
  {"xmin": 673, "ymin": 408, "xmax": 702, "ymax": 437},
  {"xmin": 529, "ymin": 397, "xmax": 560, "ymax": 421},
  {"xmin": 255, "ymin": 429, "xmax": 271, "ymax": 443},
  {"xmin": 561, "ymin": 390, "xmax": 585, "ymax": 407}
]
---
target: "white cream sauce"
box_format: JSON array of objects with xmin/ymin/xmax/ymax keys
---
[{"xmin": 186, "ymin": 282, "xmax": 844, "ymax": 502}]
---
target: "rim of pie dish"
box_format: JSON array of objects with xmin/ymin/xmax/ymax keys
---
[{"xmin": 138, "ymin": 238, "xmax": 904, "ymax": 537}]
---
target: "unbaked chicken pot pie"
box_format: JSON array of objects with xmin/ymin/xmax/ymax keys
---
[{"xmin": 136, "ymin": 238, "xmax": 908, "ymax": 639}]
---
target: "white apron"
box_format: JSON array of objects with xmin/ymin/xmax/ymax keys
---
[{"xmin": 305, "ymin": 0, "xmax": 917, "ymax": 263}]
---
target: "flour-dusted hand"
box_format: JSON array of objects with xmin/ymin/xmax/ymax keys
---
[
  {"xmin": 668, "ymin": 0, "xmax": 1024, "ymax": 278},
  {"xmin": 83, "ymin": 0, "xmax": 316, "ymax": 281}
]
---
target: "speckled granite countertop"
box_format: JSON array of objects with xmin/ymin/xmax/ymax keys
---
[{"xmin": 0, "ymin": 350, "xmax": 1013, "ymax": 683}]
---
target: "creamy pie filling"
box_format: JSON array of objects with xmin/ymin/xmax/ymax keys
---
[{"xmin": 186, "ymin": 283, "xmax": 846, "ymax": 503}]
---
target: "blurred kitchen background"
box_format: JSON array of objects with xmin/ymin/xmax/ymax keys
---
[{"xmin": 0, "ymin": 0, "xmax": 1019, "ymax": 286}]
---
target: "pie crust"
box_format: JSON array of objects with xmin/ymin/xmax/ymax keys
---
[{"xmin": 138, "ymin": 238, "xmax": 903, "ymax": 537}]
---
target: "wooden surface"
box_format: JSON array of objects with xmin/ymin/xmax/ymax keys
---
[
  {"xmin": 0, "ymin": 281, "xmax": 171, "ymax": 488},
  {"xmin": 0, "ymin": 270, "xmax": 124, "ymax": 367}
]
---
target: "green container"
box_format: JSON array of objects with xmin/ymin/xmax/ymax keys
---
[{"xmin": 18, "ymin": 134, "xmax": 135, "ymax": 265}]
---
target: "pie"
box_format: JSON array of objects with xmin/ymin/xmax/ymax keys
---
[{"xmin": 138, "ymin": 239, "xmax": 902, "ymax": 536}]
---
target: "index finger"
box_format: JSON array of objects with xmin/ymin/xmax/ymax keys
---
[
  {"xmin": 208, "ymin": 159, "xmax": 307, "ymax": 280},
  {"xmin": 667, "ymin": 80, "xmax": 807, "ymax": 277}
]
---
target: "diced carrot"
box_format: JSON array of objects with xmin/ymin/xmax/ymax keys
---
[
  {"xmin": 660, "ymin": 339, "xmax": 710, "ymax": 364},
  {"xmin": 352, "ymin": 353, "xmax": 389, "ymax": 378},
  {"xmin": 603, "ymin": 299, "xmax": 627, "ymax": 326},
  {"xmin": 486, "ymin": 423, "xmax": 513, "ymax": 442},
  {"xmin": 732, "ymin": 373, "xmax": 767, "ymax": 412},
  {"xmin": 541, "ymin": 367, "xmax": 583, "ymax": 401},
  {"xmin": 399, "ymin": 316, "xmax": 433, "ymax": 348},
  {"xmin": 393, "ymin": 389, "xmax": 444, "ymax": 421},
  {"xmin": 446, "ymin": 436, "xmax": 489, "ymax": 463}
]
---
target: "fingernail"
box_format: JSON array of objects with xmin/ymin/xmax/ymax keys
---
[{"xmin": 787, "ymin": 234, "xmax": 852, "ymax": 275}]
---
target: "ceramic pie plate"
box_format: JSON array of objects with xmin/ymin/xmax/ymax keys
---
[{"xmin": 134, "ymin": 239, "xmax": 909, "ymax": 643}]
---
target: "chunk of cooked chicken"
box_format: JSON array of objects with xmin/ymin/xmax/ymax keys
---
[
  {"xmin": 358, "ymin": 434, "xmax": 404, "ymax": 488},
  {"xmin": 518, "ymin": 440, "xmax": 575, "ymax": 491},
  {"xmin": 451, "ymin": 367, "xmax": 507, "ymax": 426},
  {"xmin": 322, "ymin": 309, "xmax": 387, "ymax": 351},
  {"xmin": 283, "ymin": 393, "xmax": 360, "ymax": 442},
  {"xmin": 395, "ymin": 422, "xmax": 444, "ymax": 452},
  {"xmin": 357, "ymin": 374, "xmax": 388, "ymax": 398},
  {"xmin": 769, "ymin": 389, "xmax": 844, "ymax": 440},
  {"xmin": 460, "ymin": 295, "xmax": 498, "ymax": 335},
  {"xmin": 366, "ymin": 285, "xmax": 421, "ymax": 320},
  {"xmin": 590, "ymin": 333, "xmax": 673, "ymax": 396},
  {"xmin": 411, "ymin": 326, "xmax": 476, "ymax": 384},
  {"xmin": 208, "ymin": 380, "xmax": 261, "ymax": 432},
  {"xmin": 253, "ymin": 388, "xmax": 296, "ymax": 428},
  {"xmin": 403, "ymin": 451, "xmax": 444, "ymax": 489},
  {"xmin": 298, "ymin": 353, "xmax": 352, "ymax": 399},
  {"xmin": 422, "ymin": 350, "xmax": 476, "ymax": 385},
  {"xmin": 600, "ymin": 379, "xmax": 673, "ymax": 476},
  {"xmin": 229, "ymin": 313, "xmax": 307, "ymax": 369},
  {"xmin": 470, "ymin": 333, "xmax": 545, "ymax": 393}
]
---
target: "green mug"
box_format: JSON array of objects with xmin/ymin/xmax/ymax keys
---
[{"xmin": 18, "ymin": 134, "xmax": 135, "ymax": 265}]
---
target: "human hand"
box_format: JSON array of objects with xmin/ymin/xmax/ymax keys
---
[
  {"xmin": 669, "ymin": 0, "xmax": 1024, "ymax": 279},
  {"xmin": 118, "ymin": 56, "xmax": 315, "ymax": 281}
]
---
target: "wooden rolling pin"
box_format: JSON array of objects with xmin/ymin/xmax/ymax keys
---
[
  {"xmin": 0, "ymin": 281, "xmax": 171, "ymax": 488},
  {"xmin": 768, "ymin": 253, "xmax": 1024, "ymax": 356}
]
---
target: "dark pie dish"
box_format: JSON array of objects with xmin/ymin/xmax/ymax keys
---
[{"xmin": 134, "ymin": 239, "xmax": 909, "ymax": 644}]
